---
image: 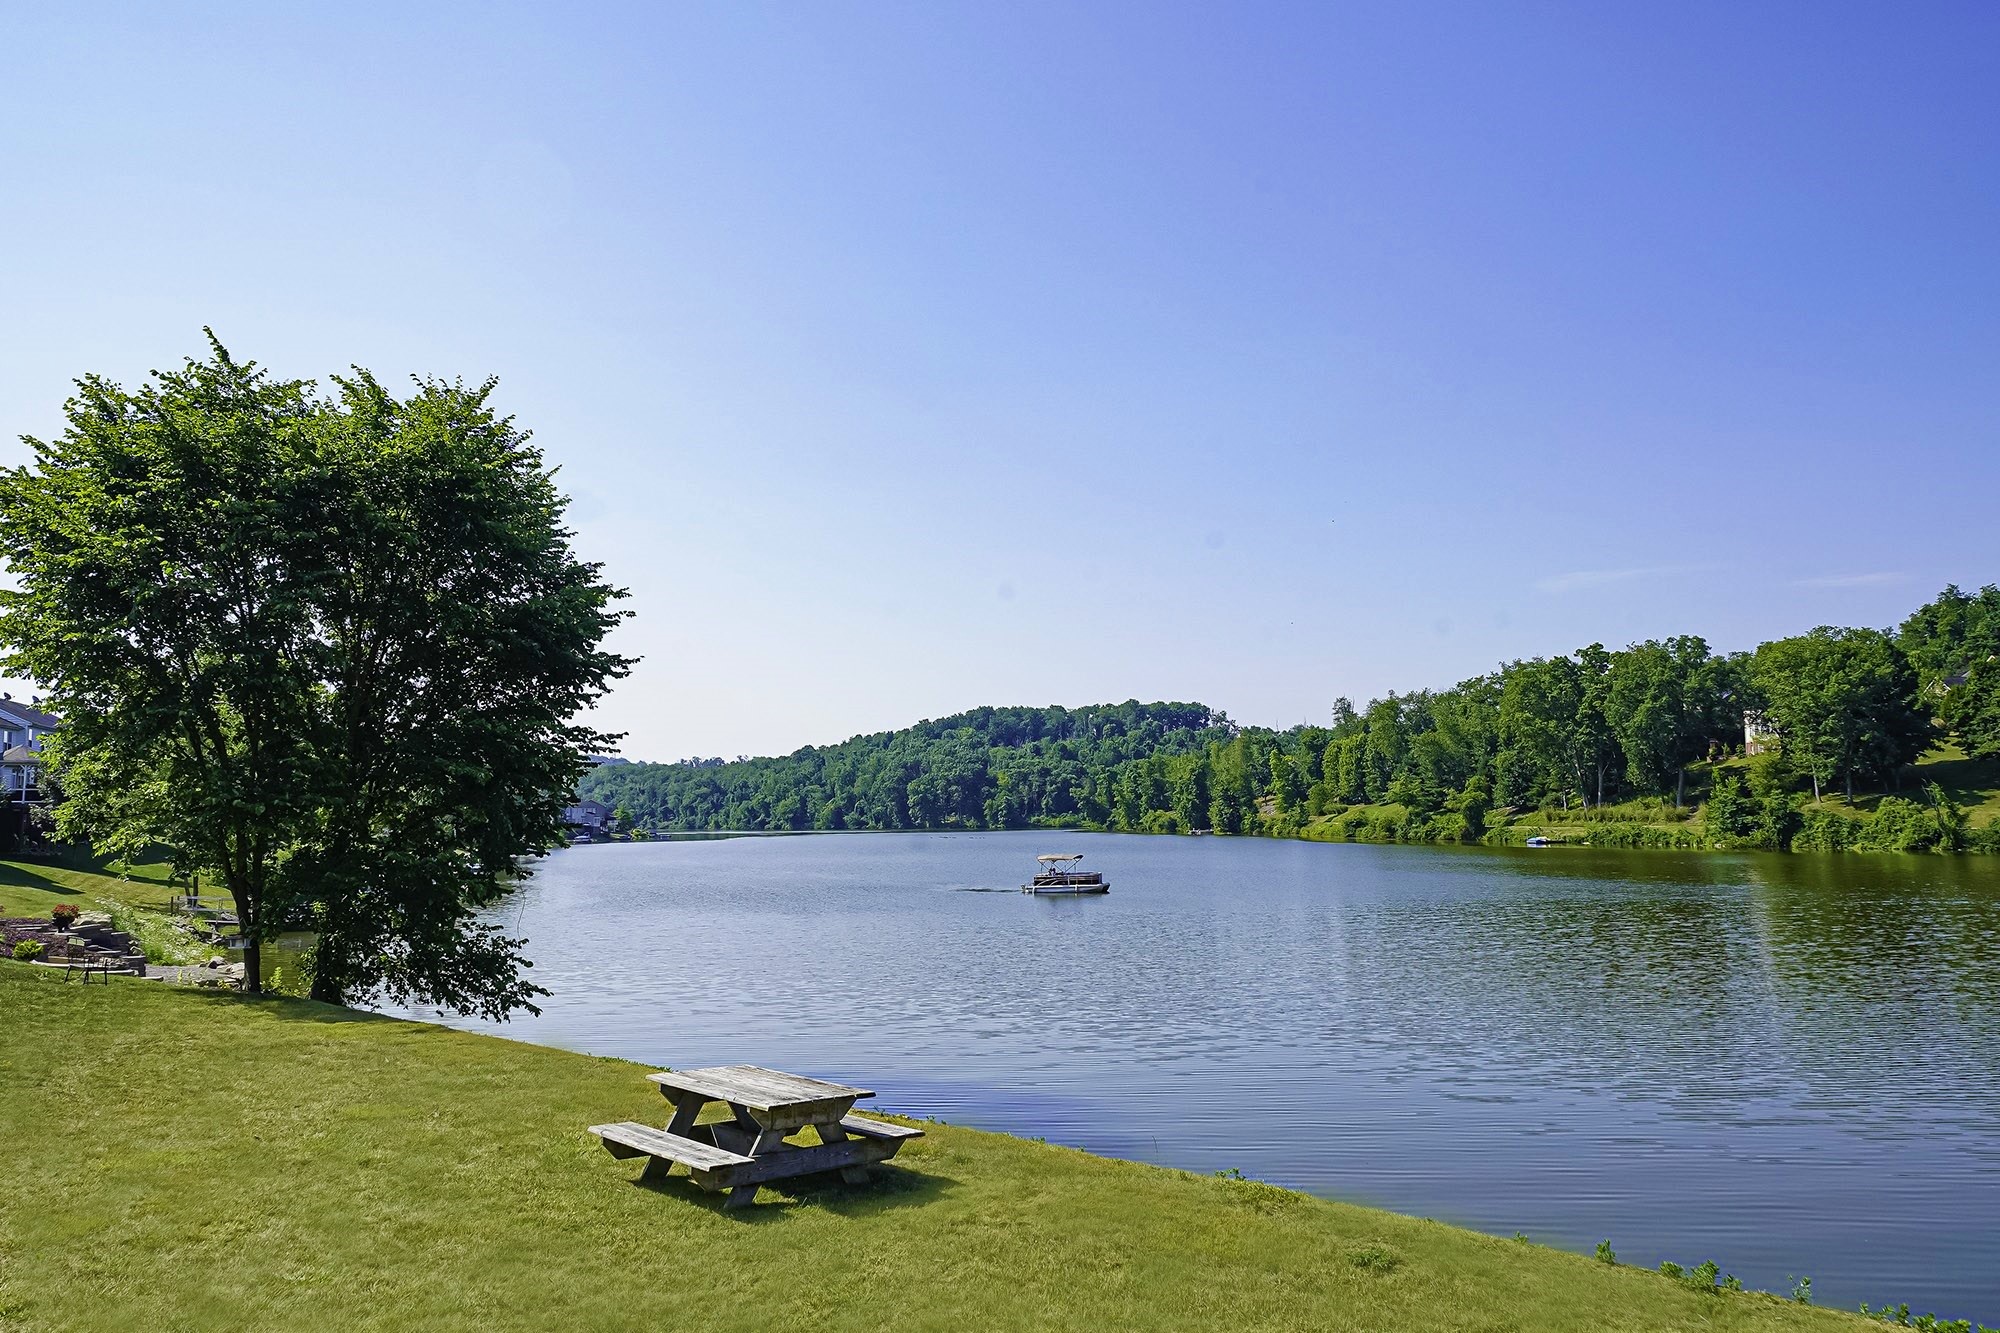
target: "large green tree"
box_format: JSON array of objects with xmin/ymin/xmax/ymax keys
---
[
  {"xmin": 1945, "ymin": 661, "xmax": 2000, "ymax": 760},
  {"xmin": 1750, "ymin": 628, "xmax": 1928, "ymax": 801},
  {"xmin": 1898, "ymin": 583, "xmax": 2000, "ymax": 690},
  {"xmin": 1604, "ymin": 636, "xmax": 1724, "ymax": 806},
  {"xmin": 0, "ymin": 337, "xmax": 630, "ymax": 1015}
]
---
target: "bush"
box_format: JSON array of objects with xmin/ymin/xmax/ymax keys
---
[
  {"xmin": 102, "ymin": 900, "xmax": 216, "ymax": 966},
  {"xmin": 12, "ymin": 939, "xmax": 45, "ymax": 962},
  {"xmin": 1794, "ymin": 806, "xmax": 1858, "ymax": 852}
]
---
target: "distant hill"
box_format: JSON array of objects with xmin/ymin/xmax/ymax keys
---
[{"xmin": 577, "ymin": 700, "xmax": 1232, "ymax": 833}]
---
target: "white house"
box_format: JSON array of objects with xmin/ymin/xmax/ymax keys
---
[
  {"xmin": 1742, "ymin": 709, "xmax": 1777, "ymax": 757},
  {"xmin": 0, "ymin": 695, "xmax": 59, "ymax": 804}
]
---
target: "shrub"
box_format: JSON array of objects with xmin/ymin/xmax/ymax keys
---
[
  {"xmin": 1795, "ymin": 806, "xmax": 1858, "ymax": 852},
  {"xmin": 102, "ymin": 900, "xmax": 217, "ymax": 966},
  {"xmin": 1346, "ymin": 1244, "xmax": 1402, "ymax": 1273},
  {"xmin": 12, "ymin": 940, "xmax": 45, "ymax": 962}
]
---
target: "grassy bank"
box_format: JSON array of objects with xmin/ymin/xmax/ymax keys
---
[
  {"xmin": 1287, "ymin": 748, "xmax": 2000, "ymax": 854},
  {"xmin": 0, "ymin": 966, "xmax": 1873, "ymax": 1332},
  {"xmin": 0, "ymin": 850, "xmax": 176, "ymax": 919}
]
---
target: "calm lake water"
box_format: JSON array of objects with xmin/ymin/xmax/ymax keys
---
[{"xmin": 407, "ymin": 831, "xmax": 2000, "ymax": 1320}]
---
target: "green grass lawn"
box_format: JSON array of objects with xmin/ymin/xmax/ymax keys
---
[
  {"xmin": 0, "ymin": 849, "xmax": 177, "ymax": 919},
  {"xmin": 1837, "ymin": 744, "xmax": 2000, "ymax": 824},
  {"xmin": 0, "ymin": 966, "xmax": 1873, "ymax": 1332}
]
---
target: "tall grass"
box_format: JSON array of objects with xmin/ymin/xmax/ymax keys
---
[{"xmin": 101, "ymin": 899, "xmax": 219, "ymax": 966}]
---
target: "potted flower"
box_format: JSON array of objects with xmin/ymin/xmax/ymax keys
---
[{"xmin": 50, "ymin": 903, "xmax": 80, "ymax": 930}]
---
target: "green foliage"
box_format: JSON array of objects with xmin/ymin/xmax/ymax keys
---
[
  {"xmin": 587, "ymin": 584, "xmax": 1989, "ymax": 858},
  {"xmin": 1752, "ymin": 628, "xmax": 1930, "ymax": 801},
  {"xmin": 1857, "ymin": 1301, "xmax": 2000, "ymax": 1332},
  {"xmin": 1794, "ymin": 785, "xmax": 1968, "ymax": 854},
  {"xmin": 1899, "ymin": 583, "xmax": 2000, "ymax": 691},
  {"xmin": 1946, "ymin": 661, "xmax": 2000, "ymax": 760},
  {"xmin": 101, "ymin": 900, "xmax": 215, "ymax": 966},
  {"xmin": 1595, "ymin": 1240, "xmax": 1616, "ymax": 1265},
  {"xmin": 12, "ymin": 939, "xmax": 44, "ymax": 961},
  {"xmin": 1700, "ymin": 769, "xmax": 1800, "ymax": 849},
  {"xmin": 585, "ymin": 702, "xmax": 1232, "ymax": 833},
  {"xmin": 0, "ymin": 336, "xmax": 630, "ymax": 1017}
]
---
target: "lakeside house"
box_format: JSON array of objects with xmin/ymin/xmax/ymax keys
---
[
  {"xmin": 1742, "ymin": 709, "xmax": 1777, "ymax": 757},
  {"xmin": 1926, "ymin": 669, "xmax": 1974, "ymax": 700},
  {"xmin": 562, "ymin": 798, "xmax": 614, "ymax": 842},
  {"xmin": 0, "ymin": 694, "xmax": 59, "ymax": 805}
]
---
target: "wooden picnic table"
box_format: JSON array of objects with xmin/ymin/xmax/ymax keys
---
[{"xmin": 590, "ymin": 1064, "xmax": 922, "ymax": 1208}]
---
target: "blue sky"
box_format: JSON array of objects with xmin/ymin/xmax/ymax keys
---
[{"xmin": 3, "ymin": 3, "xmax": 1996, "ymax": 759}]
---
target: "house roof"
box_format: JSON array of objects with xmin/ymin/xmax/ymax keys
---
[
  {"xmin": 1, "ymin": 745, "xmax": 41, "ymax": 764},
  {"xmin": 0, "ymin": 697, "xmax": 60, "ymax": 729}
]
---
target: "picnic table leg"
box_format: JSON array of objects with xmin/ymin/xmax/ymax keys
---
[
  {"xmin": 663, "ymin": 1091, "xmax": 703, "ymax": 1137},
  {"xmin": 815, "ymin": 1119, "xmax": 871, "ymax": 1184},
  {"xmin": 740, "ymin": 1111, "xmax": 787, "ymax": 1157},
  {"xmin": 724, "ymin": 1184, "xmax": 760, "ymax": 1209}
]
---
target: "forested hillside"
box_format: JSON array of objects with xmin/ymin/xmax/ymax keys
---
[{"xmin": 582, "ymin": 585, "xmax": 2000, "ymax": 851}]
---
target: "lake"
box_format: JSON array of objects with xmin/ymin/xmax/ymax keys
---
[{"xmin": 404, "ymin": 831, "xmax": 2000, "ymax": 1320}]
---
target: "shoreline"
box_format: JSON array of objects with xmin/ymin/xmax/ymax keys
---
[
  {"xmin": 601, "ymin": 821, "xmax": 1998, "ymax": 858},
  {"xmin": 1, "ymin": 962, "xmax": 1899, "ymax": 1331}
]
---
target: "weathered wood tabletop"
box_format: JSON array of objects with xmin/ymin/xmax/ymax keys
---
[{"xmin": 591, "ymin": 1064, "xmax": 922, "ymax": 1208}]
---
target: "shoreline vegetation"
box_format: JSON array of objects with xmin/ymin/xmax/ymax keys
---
[
  {"xmin": 583, "ymin": 585, "xmax": 2000, "ymax": 858},
  {"xmin": 0, "ymin": 963, "xmax": 1916, "ymax": 1331}
]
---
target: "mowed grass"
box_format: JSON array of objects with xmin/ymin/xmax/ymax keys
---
[
  {"xmin": 0, "ymin": 850, "xmax": 176, "ymax": 919},
  {"xmin": 1841, "ymin": 744, "xmax": 2000, "ymax": 824},
  {"xmin": 0, "ymin": 967, "xmax": 1869, "ymax": 1333}
]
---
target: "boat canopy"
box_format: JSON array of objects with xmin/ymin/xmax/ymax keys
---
[{"xmin": 1036, "ymin": 854, "xmax": 1083, "ymax": 863}]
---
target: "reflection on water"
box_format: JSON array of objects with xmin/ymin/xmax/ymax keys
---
[{"xmin": 397, "ymin": 832, "xmax": 2000, "ymax": 1320}]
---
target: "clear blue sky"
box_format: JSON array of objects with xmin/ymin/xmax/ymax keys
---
[{"xmin": 4, "ymin": 3, "xmax": 1996, "ymax": 759}]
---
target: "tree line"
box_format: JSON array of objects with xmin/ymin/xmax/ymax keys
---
[{"xmin": 586, "ymin": 585, "xmax": 2000, "ymax": 847}]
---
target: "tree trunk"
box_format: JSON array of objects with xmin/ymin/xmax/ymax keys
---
[
  {"xmin": 1846, "ymin": 769, "xmax": 1854, "ymax": 801},
  {"xmin": 1676, "ymin": 768, "xmax": 1685, "ymax": 809},
  {"xmin": 1811, "ymin": 770, "xmax": 1821, "ymax": 803},
  {"xmin": 1597, "ymin": 765, "xmax": 1605, "ymax": 808},
  {"xmin": 243, "ymin": 937, "xmax": 262, "ymax": 996},
  {"xmin": 311, "ymin": 917, "xmax": 346, "ymax": 1005},
  {"xmin": 310, "ymin": 963, "xmax": 343, "ymax": 1005}
]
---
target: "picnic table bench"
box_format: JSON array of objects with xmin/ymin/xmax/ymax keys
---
[{"xmin": 590, "ymin": 1064, "xmax": 922, "ymax": 1208}]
